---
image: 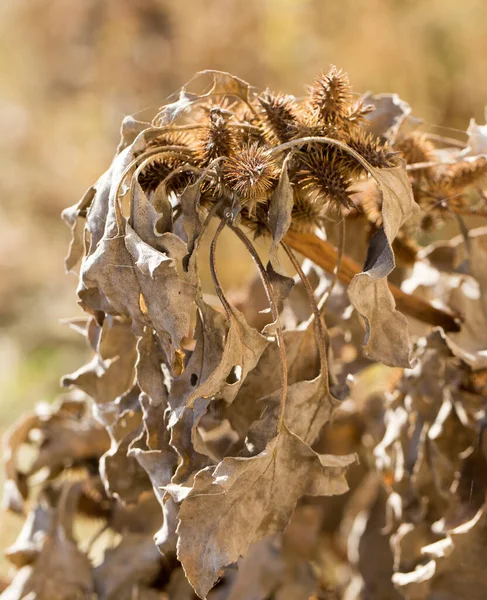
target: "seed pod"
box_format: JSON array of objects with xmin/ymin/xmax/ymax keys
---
[
  {"xmin": 195, "ymin": 106, "xmax": 236, "ymax": 166},
  {"xmin": 447, "ymin": 157, "xmax": 487, "ymax": 190},
  {"xmin": 138, "ymin": 133, "xmax": 195, "ymax": 193},
  {"xmin": 308, "ymin": 65, "xmax": 352, "ymax": 124},
  {"xmin": 258, "ymin": 90, "xmax": 302, "ymax": 143},
  {"xmin": 224, "ymin": 143, "xmax": 279, "ymax": 213},
  {"xmin": 296, "ymin": 148, "xmax": 355, "ymax": 210}
]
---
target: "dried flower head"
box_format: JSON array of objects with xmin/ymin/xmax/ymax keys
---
[
  {"xmin": 138, "ymin": 133, "xmax": 195, "ymax": 193},
  {"xmin": 308, "ymin": 65, "xmax": 352, "ymax": 123},
  {"xmin": 345, "ymin": 97, "xmax": 376, "ymax": 130},
  {"xmin": 347, "ymin": 130, "xmax": 397, "ymax": 175},
  {"xmin": 414, "ymin": 159, "xmax": 487, "ymax": 230},
  {"xmin": 224, "ymin": 143, "xmax": 279, "ymax": 209},
  {"xmin": 395, "ymin": 132, "xmax": 436, "ymax": 168},
  {"xmin": 195, "ymin": 106, "xmax": 236, "ymax": 165},
  {"xmin": 447, "ymin": 157, "xmax": 487, "ymax": 190},
  {"xmin": 258, "ymin": 90, "xmax": 301, "ymax": 143},
  {"xmin": 290, "ymin": 188, "xmax": 327, "ymax": 232},
  {"xmin": 418, "ymin": 173, "xmax": 468, "ymax": 230},
  {"xmin": 358, "ymin": 180, "xmax": 383, "ymax": 226},
  {"xmin": 296, "ymin": 148, "xmax": 355, "ymax": 210}
]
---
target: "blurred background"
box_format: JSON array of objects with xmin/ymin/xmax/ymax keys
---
[{"xmin": 1, "ymin": 0, "xmax": 486, "ymax": 574}]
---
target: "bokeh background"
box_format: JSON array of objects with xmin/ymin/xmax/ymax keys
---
[{"xmin": 1, "ymin": 0, "xmax": 487, "ymax": 577}]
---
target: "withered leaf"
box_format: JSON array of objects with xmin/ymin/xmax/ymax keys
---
[
  {"xmin": 267, "ymin": 161, "xmax": 294, "ymax": 257},
  {"xmin": 61, "ymin": 185, "xmax": 95, "ymax": 273},
  {"xmin": 136, "ymin": 329, "xmax": 169, "ymax": 408},
  {"xmin": 0, "ymin": 486, "xmax": 94, "ymax": 600},
  {"xmin": 184, "ymin": 307, "xmax": 268, "ymax": 409},
  {"xmin": 94, "ymin": 534, "xmax": 163, "ymax": 600},
  {"xmin": 223, "ymin": 326, "xmax": 320, "ymax": 446},
  {"xmin": 248, "ymin": 375, "xmax": 340, "ymax": 452},
  {"xmin": 362, "ymin": 92, "xmax": 414, "ymax": 141},
  {"xmin": 395, "ymin": 507, "xmax": 487, "ymax": 600},
  {"xmin": 4, "ymin": 492, "xmax": 53, "ymax": 568},
  {"xmin": 170, "ymin": 300, "xmax": 227, "ymax": 413},
  {"xmin": 2, "ymin": 412, "xmax": 41, "ymax": 514},
  {"xmin": 177, "ymin": 426, "xmax": 354, "ymax": 598},
  {"xmin": 348, "ymin": 164, "xmax": 419, "ymax": 367},
  {"xmin": 167, "ymin": 300, "xmax": 226, "ymax": 480},
  {"xmin": 79, "ymin": 216, "xmax": 196, "ymax": 363},
  {"xmin": 124, "ymin": 223, "xmax": 198, "ymax": 353},
  {"xmin": 179, "ymin": 180, "xmax": 203, "ymax": 251},
  {"xmin": 62, "ymin": 317, "xmax": 137, "ymax": 405},
  {"xmin": 117, "ymin": 115, "xmax": 152, "ymax": 152},
  {"xmin": 155, "ymin": 89, "xmax": 199, "ymax": 125},
  {"xmin": 462, "ymin": 110, "xmax": 487, "ymax": 157},
  {"xmin": 101, "ymin": 430, "xmax": 152, "ymax": 504},
  {"xmin": 197, "ymin": 70, "xmax": 252, "ymax": 104},
  {"xmin": 128, "ymin": 394, "xmax": 178, "ymax": 506},
  {"xmin": 98, "ymin": 392, "xmax": 156, "ymax": 504},
  {"xmin": 131, "ymin": 181, "xmax": 173, "ymax": 246}
]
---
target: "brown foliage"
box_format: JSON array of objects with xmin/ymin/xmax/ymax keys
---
[{"xmin": 3, "ymin": 67, "xmax": 487, "ymax": 599}]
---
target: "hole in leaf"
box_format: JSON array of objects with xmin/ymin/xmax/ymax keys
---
[
  {"xmin": 190, "ymin": 373, "xmax": 198, "ymax": 386},
  {"xmin": 225, "ymin": 365, "xmax": 242, "ymax": 385}
]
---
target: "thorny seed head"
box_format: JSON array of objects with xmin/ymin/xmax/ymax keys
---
[
  {"xmin": 258, "ymin": 90, "xmax": 301, "ymax": 143},
  {"xmin": 446, "ymin": 157, "xmax": 487, "ymax": 190},
  {"xmin": 223, "ymin": 143, "xmax": 279, "ymax": 207},
  {"xmin": 344, "ymin": 97, "xmax": 376, "ymax": 130},
  {"xmin": 308, "ymin": 65, "xmax": 352, "ymax": 123},
  {"xmin": 395, "ymin": 132, "xmax": 436, "ymax": 169},
  {"xmin": 412, "ymin": 158, "xmax": 487, "ymax": 230},
  {"xmin": 138, "ymin": 133, "xmax": 195, "ymax": 193},
  {"xmin": 290, "ymin": 188, "xmax": 328, "ymax": 232},
  {"xmin": 195, "ymin": 106, "xmax": 236, "ymax": 165},
  {"xmin": 296, "ymin": 148, "xmax": 355, "ymax": 210},
  {"xmin": 358, "ymin": 180, "xmax": 383, "ymax": 226},
  {"xmin": 418, "ymin": 172, "xmax": 469, "ymax": 231},
  {"xmin": 346, "ymin": 130, "xmax": 397, "ymax": 175}
]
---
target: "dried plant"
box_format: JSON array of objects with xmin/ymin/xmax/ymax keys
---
[{"xmin": 2, "ymin": 67, "xmax": 487, "ymax": 600}]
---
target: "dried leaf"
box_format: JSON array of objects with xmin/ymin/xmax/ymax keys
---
[
  {"xmin": 198, "ymin": 70, "xmax": 252, "ymax": 104},
  {"xmin": 156, "ymin": 89, "xmax": 199, "ymax": 125},
  {"xmin": 268, "ymin": 161, "xmax": 294, "ymax": 256},
  {"xmin": 62, "ymin": 317, "xmax": 137, "ymax": 404},
  {"xmin": 136, "ymin": 329, "xmax": 169, "ymax": 407},
  {"xmin": 348, "ymin": 165, "xmax": 419, "ymax": 367},
  {"xmin": 396, "ymin": 507, "xmax": 487, "ymax": 600},
  {"xmin": 462, "ymin": 109, "xmax": 487, "ymax": 157},
  {"xmin": 184, "ymin": 307, "xmax": 268, "ymax": 409},
  {"xmin": 250, "ymin": 375, "xmax": 340, "ymax": 452},
  {"xmin": 179, "ymin": 181, "xmax": 203, "ymax": 251},
  {"xmin": 177, "ymin": 426, "xmax": 354, "ymax": 598},
  {"xmin": 223, "ymin": 326, "xmax": 320, "ymax": 445},
  {"xmin": 0, "ymin": 486, "xmax": 94, "ymax": 600},
  {"xmin": 94, "ymin": 534, "xmax": 163, "ymax": 600},
  {"xmin": 2, "ymin": 413, "xmax": 41, "ymax": 513},
  {"xmin": 61, "ymin": 185, "xmax": 95, "ymax": 272},
  {"xmin": 363, "ymin": 92, "xmax": 414, "ymax": 141},
  {"xmin": 79, "ymin": 218, "xmax": 197, "ymax": 363}
]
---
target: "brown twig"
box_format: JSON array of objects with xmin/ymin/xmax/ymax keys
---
[
  {"xmin": 423, "ymin": 132, "xmax": 467, "ymax": 149},
  {"xmin": 227, "ymin": 222, "xmax": 288, "ymax": 432},
  {"xmin": 284, "ymin": 229, "xmax": 461, "ymax": 332},
  {"xmin": 453, "ymin": 208, "xmax": 487, "ymax": 219}
]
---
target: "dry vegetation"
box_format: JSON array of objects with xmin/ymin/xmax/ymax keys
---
[{"xmin": 2, "ymin": 1, "xmax": 487, "ymax": 598}]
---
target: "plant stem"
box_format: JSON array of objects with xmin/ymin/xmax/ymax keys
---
[
  {"xmin": 227, "ymin": 222, "xmax": 288, "ymax": 433},
  {"xmin": 284, "ymin": 228, "xmax": 461, "ymax": 332},
  {"xmin": 317, "ymin": 220, "xmax": 345, "ymax": 312},
  {"xmin": 282, "ymin": 242, "xmax": 330, "ymax": 395}
]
